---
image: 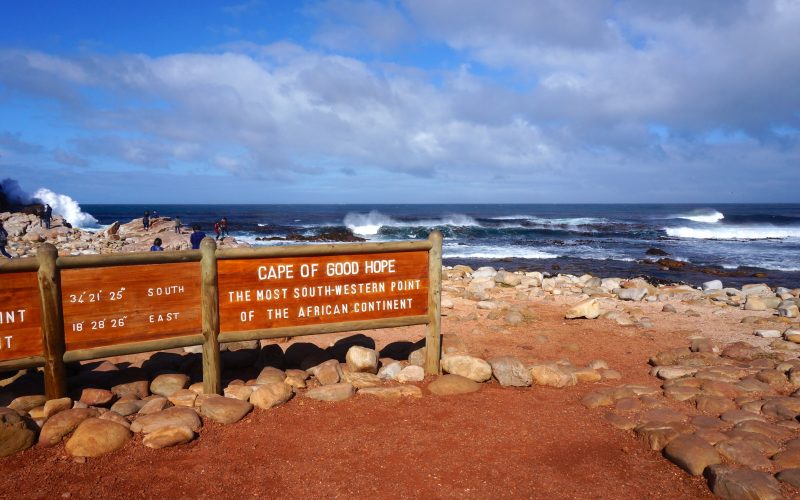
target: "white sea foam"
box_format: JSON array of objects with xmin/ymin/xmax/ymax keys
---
[
  {"xmin": 343, "ymin": 211, "xmax": 480, "ymax": 236},
  {"xmin": 490, "ymin": 215, "xmax": 609, "ymax": 226},
  {"xmin": 443, "ymin": 243, "xmax": 558, "ymax": 259},
  {"xmin": 32, "ymin": 188, "xmax": 99, "ymax": 228},
  {"xmin": 666, "ymin": 226, "xmax": 800, "ymax": 240},
  {"xmin": 672, "ymin": 209, "xmax": 725, "ymax": 223}
]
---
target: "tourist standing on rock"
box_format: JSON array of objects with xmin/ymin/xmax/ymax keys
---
[
  {"xmin": 214, "ymin": 220, "xmax": 221, "ymax": 240},
  {"xmin": 150, "ymin": 237, "xmax": 164, "ymax": 251},
  {"xmin": 174, "ymin": 216, "xmax": 182, "ymax": 234},
  {"xmin": 219, "ymin": 217, "xmax": 229, "ymax": 239},
  {"xmin": 0, "ymin": 222, "xmax": 11, "ymax": 258},
  {"xmin": 190, "ymin": 225, "xmax": 206, "ymax": 250},
  {"xmin": 143, "ymin": 211, "xmax": 150, "ymax": 231},
  {"xmin": 43, "ymin": 204, "xmax": 52, "ymax": 229}
]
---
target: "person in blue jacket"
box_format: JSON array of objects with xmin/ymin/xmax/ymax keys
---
[
  {"xmin": 150, "ymin": 237, "xmax": 164, "ymax": 251},
  {"xmin": 190, "ymin": 225, "xmax": 206, "ymax": 249}
]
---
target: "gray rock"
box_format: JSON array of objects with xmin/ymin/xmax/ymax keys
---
[
  {"xmin": 616, "ymin": 287, "xmax": 648, "ymax": 301},
  {"xmin": 702, "ymin": 280, "xmax": 723, "ymax": 291},
  {"xmin": 494, "ymin": 270, "xmax": 522, "ymax": 287},
  {"xmin": 377, "ymin": 361, "xmax": 403, "ymax": 381},
  {"xmin": 488, "ymin": 356, "xmax": 532, "ymax": 387}
]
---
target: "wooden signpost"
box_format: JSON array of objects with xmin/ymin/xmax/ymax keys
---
[{"xmin": 0, "ymin": 231, "xmax": 443, "ymax": 399}]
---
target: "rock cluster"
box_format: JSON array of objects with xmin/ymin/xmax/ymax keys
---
[
  {"xmin": 583, "ymin": 336, "xmax": 800, "ymax": 497},
  {"xmin": 0, "ymin": 211, "xmax": 249, "ymax": 258},
  {"xmin": 0, "ymin": 329, "xmax": 613, "ymax": 458}
]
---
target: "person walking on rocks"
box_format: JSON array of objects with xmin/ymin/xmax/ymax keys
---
[
  {"xmin": 0, "ymin": 222, "xmax": 12, "ymax": 258},
  {"xmin": 143, "ymin": 211, "xmax": 150, "ymax": 231},
  {"xmin": 219, "ymin": 217, "xmax": 229, "ymax": 239},
  {"xmin": 150, "ymin": 237, "xmax": 164, "ymax": 251},
  {"xmin": 43, "ymin": 204, "xmax": 52, "ymax": 230},
  {"xmin": 214, "ymin": 220, "xmax": 221, "ymax": 240},
  {"xmin": 190, "ymin": 224, "xmax": 206, "ymax": 250},
  {"xmin": 174, "ymin": 216, "xmax": 182, "ymax": 234}
]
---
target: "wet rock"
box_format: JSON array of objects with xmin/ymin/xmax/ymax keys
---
[
  {"xmin": 663, "ymin": 434, "xmax": 721, "ymax": 476},
  {"xmin": 150, "ymin": 373, "xmax": 190, "ymax": 397},
  {"xmin": 65, "ymin": 418, "xmax": 131, "ymax": 457},
  {"xmin": 427, "ymin": 374, "xmax": 481, "ymax": 396},
  {"xmin": 38, "ymin": 408, "xmax": 99, "ymax": 447},
  {"xmin": 488, "ymin": 356, "xmax": 532, "ymax": 387},
  {"xmin": 200, "ymin": 395, "xmax": 253, "ymax": 424},
  {"xmin": 304, "ymin": 383, "xmax": 354, "ymax": 402},
  {"xmin": 142, "ymin": 425, "xmax": 195, "ymax": 449},
  {"xmin": 704, "ymin": 464, "xmax": 782, "ymax": 500}
]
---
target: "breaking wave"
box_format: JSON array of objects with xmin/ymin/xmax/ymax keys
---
[
  {"xmin": 666, "ymin": 226, "xmax": 800, "ymax": 240},
  {"xmin": 672, "ymin": 208, "xmax": 725, "ymax": 223},
  {"xmin": 344, "ymin": 210, "xmax": 479, "ymax": 236},
  {"xmin": 33, "ymin": 188, "xmax": 99, "ymax": 228}
]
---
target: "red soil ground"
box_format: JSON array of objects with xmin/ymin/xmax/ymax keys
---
[{"xmin": 2, "ymin": 297, "xmax": 793, "ymax": 499}]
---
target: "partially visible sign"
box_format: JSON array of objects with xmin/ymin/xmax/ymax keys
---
[
  {"xmin": 62, "ymin": 262, "xmax": 201, "ymax": 351},
  {"xmin": 0, "ymin": 273, "xmax": 42, "ymax": 361},
  {"xmin": 218, "ymin": 251, "xmax": 429, "ymax": 332}
]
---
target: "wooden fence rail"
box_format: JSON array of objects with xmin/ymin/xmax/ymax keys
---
[{"xmin": 0, "ymin": 232, "xmax": 442, "ymax": 399}]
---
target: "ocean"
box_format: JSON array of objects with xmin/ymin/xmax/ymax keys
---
[{"xmin": 81, "ymin": 204, "xmax": 800, "ymax": 289}]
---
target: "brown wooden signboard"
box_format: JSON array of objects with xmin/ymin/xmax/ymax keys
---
[
  {"xmin": 0, "ymin": 273, "xmax": 42, "ymax": 361},
  {"xmin": 61, "ymin": 262, "xmax": 201, "ymax": 351},
  {"xmin": 218, "ymin": 251, "xmax": 429, "ymax": 332}
]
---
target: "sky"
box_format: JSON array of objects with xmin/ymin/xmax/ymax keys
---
[{"xmin": 0, "ymin": 0, "xmax": 798, "ymax": 204}]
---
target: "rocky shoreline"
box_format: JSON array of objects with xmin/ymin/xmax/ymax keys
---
[{"xmin": 0, "ymin": 211, "xmax": 250, "ymax": 257}]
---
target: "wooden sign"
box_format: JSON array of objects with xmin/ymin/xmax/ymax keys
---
[
  {"xmin": 0, "ymin": 273, "xmax": 42, "ymax": 361},
  {"xmin": 218, "ymin": 251, "xmax": 429, "ymax": 332},
  {"xmin": 61, "ymin": 262, "xmax": 201, "ymax": 351}
]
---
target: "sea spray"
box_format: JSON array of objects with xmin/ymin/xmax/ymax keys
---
[
  {"xmin": 1, "ymin": 178, "xmax": 32, "ymax": 205},
  {"xmin": 32, "ymin": 188, "xmax": 99, "ymax": 228}
]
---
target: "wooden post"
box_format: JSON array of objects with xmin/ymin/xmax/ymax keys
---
[
  {"xmin": 37, "ymin": 243, "xmax": 67, "ymax": 399},
  {"xmin": 200, "ymin": 237, "xmax": 222, "ymax": 395},
  {"xmin": 424, "ymin": 230, "xmax": 443, "ymax": 375}
]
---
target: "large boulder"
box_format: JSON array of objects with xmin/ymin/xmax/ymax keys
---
[
  {"xmin": 65, "ymin": 418, "xmax": 131, "ymax": 457},
  {"xmin": 441, "ymin": 355, "xmax": 492, "ymax": 382}
]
